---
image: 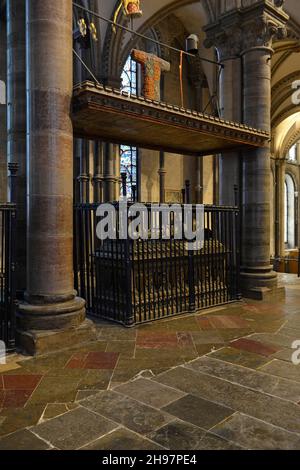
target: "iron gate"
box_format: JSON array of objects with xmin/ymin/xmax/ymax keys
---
[
  {"xmin": 74, "ymin": 203, "xmax": 241, "ymax": 326},
  {"xmin": 0, "ymin": 204, "xmax": 16, "ymax": 350}
]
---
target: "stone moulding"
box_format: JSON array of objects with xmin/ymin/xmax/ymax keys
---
[{"xmin": 72, "ymin": 81, "xmax": 269, "ymax": 157}]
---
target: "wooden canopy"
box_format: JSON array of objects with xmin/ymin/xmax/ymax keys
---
[{"xmin": 72, "ymin": 81, "xmax": 269, "ymax": 156}]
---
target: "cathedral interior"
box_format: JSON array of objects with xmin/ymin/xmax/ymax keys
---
[{"xmin": 1, "ymin": 0, "xmax": 300, "ymax": 452}]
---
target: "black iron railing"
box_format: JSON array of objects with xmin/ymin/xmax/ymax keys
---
[
  {"xmin": 0, "ymin": 204, "xmax": 16, "ymax": 350},
  {"xmin": 74, "ymin": 203, "xmax": 241, "ymax": 326}
]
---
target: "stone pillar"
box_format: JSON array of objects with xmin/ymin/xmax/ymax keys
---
[
  {"xmin": 6, "ymin": 0, "xmax": 27, "ymax": 296},
  {"xmin": 275, "ymin": 158, "xmax": 286, "ymax": 258},
  {"xmin": 219, "ymin": 57, "xmax": 241, "ymax": 206},
  {"xmin": 195, "ymin": 157, "xmax": 203, "ymax": 204},
  {"xmin": 0, "ymin": 14, "xmax": 6, "ymax": 204},
  {"xmin": 204, "ymin": 24, "xmax": 242, "ymax": 206},
  {"xmin": 241, "ymin": 44, "xmax": 278, "ymax": 296},
  {"xmin": 77, "ymin": 139, "xmax": 90, "ymax": 203},
  {"xmin": 204, "ymin": 2, "xmax": 288, "ymax": 299},
  {"xmin": 93, "ymin": 141, "xmax": 104, "ymax": 203},
  {"xmin": 204, "ymin": 23, "xmax": 242, "ymax": 206},
  {"xmin": 18, "ymin": 0, "xmax": 95, "ymax": 355},
  {"xmin": 103, "ymin": 143, "xmax": 117, "ymax": 202},
  {"xmin": 158, "ymin": 151, "xmax": 166, "ymax": 203}
]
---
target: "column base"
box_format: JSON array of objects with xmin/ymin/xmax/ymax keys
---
[
  {"xmin": 16, "ymin": 297, "xmax": 97, "ymax": 355},
  {"xmin": 16, "ymin": 319, "xmax": 97, "ymax": 356},
  {"xmin": 240, "ymin": 266, "xmax": 285, "ymax": 300}
]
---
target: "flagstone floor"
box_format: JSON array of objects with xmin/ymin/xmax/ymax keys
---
[{"xmin": 1, "ymin": 274, "xmax": 300, "ymax": 450}]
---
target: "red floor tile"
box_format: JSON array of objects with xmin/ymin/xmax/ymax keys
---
[
  {"xmin": 65, "ymin": 353, "xmax": 88, "ymax": 369},
  {"xmin": 177, "ymin": 332, "xmax": 194, "ymax": 348},
  {"xmin": 209, "ymin": 315, "xmax": 250, "ymax": 329},
  {"xmin": 137, "ymin": 332, "xmax": 179, "ymax": 349},
  {"xmin": 230, "ymin": 338, "xmax": 281, "ymax": 357},
  {"xmin": 0, "ymin": 389, "xmax": 4, "ymax": 407},
  {"xmin": 3, "ymin": 375, "xmax": 42, "ymax": 391},
  {"xmin": 2, "ymin": 389, "xmax": 32, "ymax": 408},
  {"xmin": 0, "ymin": 375, "xmax": 3, "ymax": 390},
  {"xmin": 196, "ymin": 317, "xmax": 214, "ymax": 330},
  {"xmin": 83, "ymin": 352, "xmax": 119, "ymax": 370}
]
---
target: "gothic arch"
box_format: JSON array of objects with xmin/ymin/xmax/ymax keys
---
[{"xmin": 101, "ymin": 0, "xmax": 214, "ymax": 84}]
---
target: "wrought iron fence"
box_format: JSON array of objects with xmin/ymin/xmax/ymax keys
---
[
  {"xmin": 0, "ymin": 204, "xmax": 16, "ymax": 350},
  {"xmin": 74, "ymin": 203, "xmax": 241, "ymax": 326}
]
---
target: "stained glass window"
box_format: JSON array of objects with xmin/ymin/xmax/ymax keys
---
[{"xmin": 120, "ymin": 56, "xmax": 138, "ymax": 200}]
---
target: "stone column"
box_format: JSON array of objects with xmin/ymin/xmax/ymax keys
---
[
  {"xmin": 18, "ymin": 0, "xmax": 95, "ymax": 355},
  {"xmin": 6, "ymin": 0, "xmax": 27, "ymax": 296},
  {"xmin": 219, "ymin": 57, "xmax": 241, "ymax": 206},
  {"xmin": 240, "ymin": 44, "xmax": 277, "ymax": 295},
  {"xmin": 195, "ymin": 157, "xmax": 203, "ymax": 204},
  {"xmin": 239, "ymin": 4, "xmax": 288, "ymax": 297},
  {"xmin": 77, "ymin": 139, "xmax": 90, "ymax": 203},
  {"xmin": 204, "ymin": 24, "xmax": 242, "ymax": 206},
  {"xmin": 103, "ymin": 143, "xmax": 117, "ymax": 202},
  {"xmin": 275, "ymin": 158, "xmax": 286, "ymax": 258},
  {"xmin": 93, "ymin": 141, "xmax": 104, "ymax": 203},
  {"xmin": 158, "ymin": 151, "xmax": 166, "ymax": 203},
  {"xmin": 0, "ymin": 13, "xmax": 6, "ymax": 204},
  {"xmin": 205, "ymin": 2, "xmax": 288, "ymax": 298}
]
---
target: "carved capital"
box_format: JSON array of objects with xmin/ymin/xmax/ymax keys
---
[
  {"xmin": 241, "ymin": 13, "xmax": 287, "ymax": 52},
  {"xmin": 203, "ymin": 1, "xmax": 289, "ymax": 60}
]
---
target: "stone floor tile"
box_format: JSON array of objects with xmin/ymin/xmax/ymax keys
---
[
  {"xmin": 176, "ymin": 332, "xmax": 194, "ymax": 348},
  {"xmin": 196, "ymin": 317, "xmax": 214, "ymax": 330},
  {"xmin": 212, "ymin": 413, "xmax": 300, "ymax": 450},
  {"xmin": 208, "ymin": 347, "xmax": 270, "ymax": 369},
  {"xmin": 191, "ymin": 331, "xmax": 224, "ymax": 345},
  {"xmin": 76, "ymin": 390, "xmax": 100, "ymax": 401},
  {"xmin": 84, "ymin": 352, "xmax": 119, "ymax": 370},
  {"xmin": 98, "ymin": 327, "xmax": 137, "ymax": 341},
  {"xmin": 154, "ymin": 366, "xmax": 300, "ymax": 433},
  {"xmin": 78, "ymin": 370, "xmax": 113, "ymax": 390},
  {"xmin": 65, "ymin": 353, "xmax": 88, "ymax": 369},
  {"xmin": 81, "ymin": 428, "xmax": 164, "ymax": 450},
  {"xmin": 230, "ymin": 338, "xmax": 282, "ymax": 357},
  {"xmin": 26, "ymin": 375, "xmax": 80, "ymax": 406},
  {"xmin": 105, "ymin": 341, "xmax": 136, "ymax": 358},
  {"xmin": 65, "ymin": 351, "xmax": 119, "ymax": 370},
  {"xmin": 162, "ymin": 316, "xmax": 201, "ymax": 332},
  {"xmin": 0, "ymin": 429, "xmax": 50, "ymax": 450},
  {"xmin": 148, "ymin": 420, "xmax": 240, "ymax": 450},
  {"xmin": 271, "ymin": 349, "xmax": 294, "ymax": 362},
  {"xmin": 136, "ymin": 332, "xmax": 179, "ymax": 349},
  {"xmin": 209, "ymin": 315, "xmax": 251, "ymax": 329},
  {"xmin": 2, "ymin": 390, "xmax": 33, "ymax": 409},
  {"xmin": 42, "ymin": 404, "xmax": 73, "ymax": 421},
  {"xmin": 0, "ymin": 405, "xmax": 45, "ymax": 437},
  {"xmin": 195, "ymin": 344, "xmax": 224, "ymax": 356},
  {"xmin": 248, "ymin": 333, "xmax": 295, "ymax": 349},
  {"xmin": 260, "ymin": 359, "xmax": 300, "ymax": 383},
  {"xmin": 81, "ymin": 390, "xmax": 172, "ymax": 435},
  {"xmin": 163, "ymin": 394, "xmax": 234, "ymax": 429},
  {"xmin": 115, "ymin": 378, "xmax": 186, "ymax": 408},
  {"xmin": 186, "ymin": 356, "xmax": 300, "ymax": 402},
  {"xmin": 31, "ymin": 406, "xmax": 118, "ymax": 450},
  {"xmin": 2, "ymin": 375, "xmax": 42, "ymax": 391},
  {"xmin": 195, "ymin": 432, "xmax": 243, "ymax": 450}
]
